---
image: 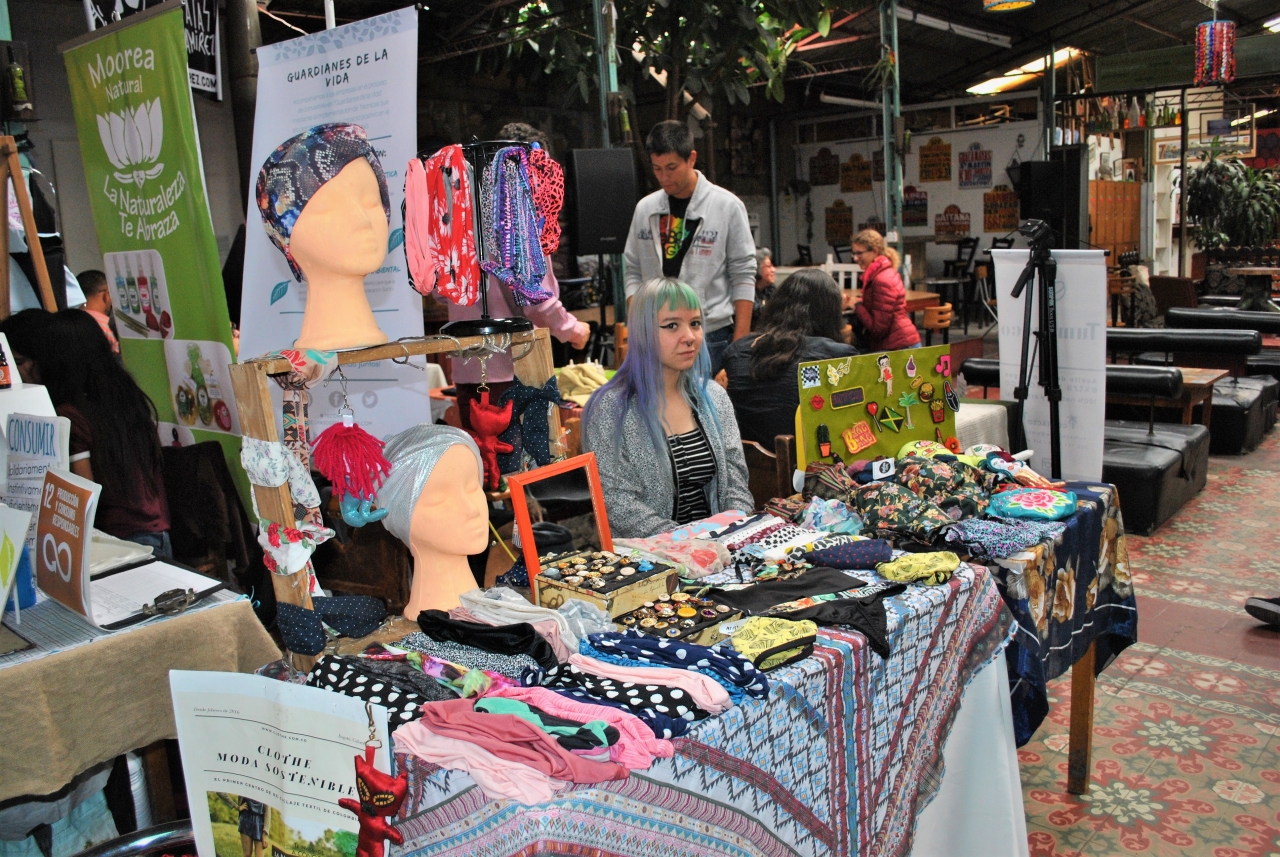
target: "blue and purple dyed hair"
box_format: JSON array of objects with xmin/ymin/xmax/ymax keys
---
[{"xmin": 583, "ymin": 277, "xmax": 715, "ymax": 453}]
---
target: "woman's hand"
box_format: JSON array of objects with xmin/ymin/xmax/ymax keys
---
[
  {"xmin": 841, "ymin": 289, "xmax": 858, "ymax": 312},
  {"xmin": 568, "ymin": 320, "xmax": 591, "ymax": 350}
]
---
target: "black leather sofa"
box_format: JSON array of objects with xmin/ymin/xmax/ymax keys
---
[{"xmin": 960, "ymin": 358, "xmax": 1210, "ymax": 534}]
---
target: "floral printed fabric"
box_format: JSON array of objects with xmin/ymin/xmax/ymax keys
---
[
  {"xmin": 944, "ymin": 517, "xmax": 1066, "ymax": 559},
  {"xmin": 989, "ymin": 487, "xmax": 1078, "ymax": 521},
  {"xmin": 803, "ymin": 461, "xmax": 859, "ymax": 504},
  {"xmin": 850, "ymin": 481, "xmax": 955, "ymax": 544},
  {"xmin": 580, "ymin": 630, "xmax": 769, "ymax": 703},
  {"xmin": 892, "ymin": 455, "xmax": 996, "ymax": 518},
  {"xmin": 612, "ymin": 536, "xmax": 730, "ymax": 579},
  {"xmin": 397, "ymin": 632, "xmax": 542, "ymax": 680},
  {"xmin": 799, "ymin": 496, "xmax": 864, "ymax": 535}
]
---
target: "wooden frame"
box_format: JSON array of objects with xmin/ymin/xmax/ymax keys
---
[
  {"xmin": 0, "ymin": 135, "xmax": 57, "ymax": 318},
  {"xmin": 228, "ymin": 327, "xmax": 559, "ymax": 667},
  {"xmin": 505, "ymin": 451, "xmax": 612, "ymax": 604}
]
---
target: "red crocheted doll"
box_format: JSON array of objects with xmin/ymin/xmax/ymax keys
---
[{"xmin": 466, "ymin": 389, "xmax": 513, "ymax": 490}]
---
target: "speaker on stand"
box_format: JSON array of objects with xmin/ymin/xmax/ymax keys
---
[{"xmin": 567, "ymin": 149, "xmax": 639, "ymax": 366}]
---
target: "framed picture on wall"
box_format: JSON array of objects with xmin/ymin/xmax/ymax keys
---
[{"xmin": 1154, "ymin": 139, "xmax": 1182, "ymax": 164}]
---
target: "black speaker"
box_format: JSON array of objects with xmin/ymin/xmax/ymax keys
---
[{"xmin": 568, "ymin": 148, "xmax": 638, "ymax": 256}]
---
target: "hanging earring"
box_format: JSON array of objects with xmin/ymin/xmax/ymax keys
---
[{"xmin": 311, "ymin": 366, "xmax": 391, "ymax": 527}]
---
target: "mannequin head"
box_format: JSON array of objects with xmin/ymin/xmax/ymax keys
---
[
  {"xmin": 256, "ymin": 123, "xmax": 391, "ymax": 350},
  {"xmin": 378, "ymin": 425, "xmax": 487, "ymax": 617}
]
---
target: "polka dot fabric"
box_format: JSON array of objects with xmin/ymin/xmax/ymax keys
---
[
  {"xmin": 306, "ymin": 656, "xmax": 427, "ymax": 725},
  {"xmin": 802, "ymin": 538, "xmax": 894, "ymax": 570},
  {"xmin": 581, "ymin": 630, "xmax": 769, "ymax": 703},
  {"xmin": 314, "ymin": 595, "xmax": 386, "ymax": 638},
  {"xmin": 536, "ymin": 663, "xmax": 709, "ymax": 725},
  {"xmin": 275, "ymin": 602, "xmax": 327, "ymax": 656}
]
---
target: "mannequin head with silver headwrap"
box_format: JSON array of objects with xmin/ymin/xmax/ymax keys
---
[{"xmin": 377, "ymin": 424, "xmax": 488, "ymax": 618}]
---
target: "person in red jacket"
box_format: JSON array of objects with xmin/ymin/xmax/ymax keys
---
[{"xmin": 851, "ymin": 229, "xmax": 921, "ymax": 352}]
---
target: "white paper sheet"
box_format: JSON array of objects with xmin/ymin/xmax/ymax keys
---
[{"xmin": 88, "ymin": 561, "xmax": 221, "ymax": 627}]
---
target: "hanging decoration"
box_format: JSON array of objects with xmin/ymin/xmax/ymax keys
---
[
  {"xmin": 525, "ymin": 146, "xmax": 564, "ymax": 256},
  {"xmin": 983, "ymin": 0, "xmax": 1033, "ymax": 10},
  {"xmin": 338, "ymin": 706, "xmax": 407, "ymax": 857},
  {"xmin": 1194, "ymin": 19, "xmax": 1236, "ymax": 86}
]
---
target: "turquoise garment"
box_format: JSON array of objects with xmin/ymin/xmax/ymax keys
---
[{"xmin": 474, "ymin": 697, "xmax": 616, "ymax": 750}]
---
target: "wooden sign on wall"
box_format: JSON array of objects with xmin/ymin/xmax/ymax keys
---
[
  {"xmin": 983, "ymin": 185, "xmax": 1020, "ymax": 232},
  {"xmin": 918, "ymin": 137, "xmax": 952, "ymax": 182},
  {"xmin": 840, "ymin": 153, "xmax": 873, "ymax": 193},
  {"xmin": 809, "ymin": 147, "xmax": 839, "ymax": 185},
  {"xmin": 825, "ymin": 199, "xmax": 854, "ymax": 245},
  {"xmin": 935, "ymin": 204, "xmax": 971, "ymax": 237}
]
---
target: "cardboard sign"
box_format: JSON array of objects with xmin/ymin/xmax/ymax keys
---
[
  {"xmin": 935, "ymin": 204, "xmax": 972, "ymax": 238},
  {"xmin": 958, "ymin": 142, "xmax": 993, "ymax": 188},
  {"xmin": 796, "ymin": 345, "xmax": 957, "ymax": 466},
  {"xmin": 840, "ymin": 153, "xmax": 873, "ymax": 193},
  {"xmin": 0, "ymin": 505, "xmax": 31, "ymax": 611},
  {"xmin": 825, "ymin": 200, "xmax": 854, "ymax": 245},
  {"xmin": 984, "ymin": 185, "xmax": 1020, "ymax": 232},
  {"xmin": 809, "ymin": 147, "xmax": 839, "ymax": 185},
  {"xmin": 918, "ymin": 137, "xmax": 952, "ymax": 182},
  {"xmin": 903, "ymin": 186, "xmax": 929, "ymax": 227},
  {"xmin": 34, "ymin": 469, "xmax": 100, "ymax": 622}
]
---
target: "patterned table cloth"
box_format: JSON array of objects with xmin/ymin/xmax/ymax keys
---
[
  {"xmin": 985, "ymin": 481, "xmax": 1138, "ymax": 745},
  {"xmin": 391, "ymin": 565, "xmax": 1012, "ymax": 857}
]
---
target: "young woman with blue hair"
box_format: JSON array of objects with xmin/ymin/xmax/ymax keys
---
[{"xmin": 583, "ymin": 277, "xmax": 754, "ymax": 538}]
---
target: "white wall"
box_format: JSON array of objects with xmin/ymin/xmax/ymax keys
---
[
  {"xmin": 783, "ymin": 120, "xmax": 1043, "ymax": 276},
  {"xmin": 13, "ymin": 0, "xmax": 245, "ymax": 276}
]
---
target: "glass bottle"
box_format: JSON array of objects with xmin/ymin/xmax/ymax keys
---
[
  {"xmin": 0, "ymin": 343, "xmax": 12, "ymax": 390},
  {"xmin": 6, "ymin": 47, "xmax": 30, "ymax": 113}
]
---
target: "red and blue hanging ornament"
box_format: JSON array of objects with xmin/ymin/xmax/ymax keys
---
[
  {"xmin": 338, "ymin": 703, "xmax": 407, "ymax": 857},
  {"xmin": 1194, "ymin": 16, "xmax": 1235, "ymax": 87},
  {"xmin": 311, "ymin": 368, "xmax": 391, "ymax": 527}
]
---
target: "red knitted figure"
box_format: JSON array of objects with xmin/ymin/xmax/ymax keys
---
[
  {"xmin": 338, "ymin": 747, "xmax": 407, "ymax": 857},
  {"xmin": 466, "ymin": 389, "xmax": 513, "ymax": 490}
]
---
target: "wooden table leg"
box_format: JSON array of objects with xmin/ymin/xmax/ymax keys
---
[
  {"xmin": 1202, "ymin": 389, "xmax": 1214, "ymax": 430},
  {"xmin": 1182, "ymin": 394, "xmax": 1195, "ymax": 426},
  {"xmin": 1067, "ymin": 640, "xmax": 1098, "ymax": 795},
  {"xmin": 140, "ymin": 740, "xmax": 177, "ymax": 823}
]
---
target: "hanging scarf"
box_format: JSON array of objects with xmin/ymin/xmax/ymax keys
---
[
  {"xmin": 526, "ymin": 147, "xmax": 564, "ymax": 256},
  {"xmin": 479, "ymin": 146, "xmax": 551, "ymax": 306},
  {"xmin": 404, "ymin": 145, "xmax": 482, "ymax": 306}
]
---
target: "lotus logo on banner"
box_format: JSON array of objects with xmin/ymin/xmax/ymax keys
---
[{"xmin": 96, "ymin": 97, "xmax": 164, "ymax": 186}]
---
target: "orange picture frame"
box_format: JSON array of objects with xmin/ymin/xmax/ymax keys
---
[{"xmin": 505, "ymin": 452, "xmax": 613, "ymax": 598}]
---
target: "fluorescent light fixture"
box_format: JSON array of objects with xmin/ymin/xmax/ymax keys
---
[
  {"xmin": 819, "ymin": 93, "xmax": 884, "ymax": 109},
  {"xmin": 966, "ymin": 47, "xmax": 1079, "ymax": 95},
  {"xmin": 898, "ymin": 6, "xmax": 1013, "ymax": 49},
  {"xmin": 1232, "ymin": 108, "xmax": 1273, "ymax": 126},
  {"xmin": 1265, "ymin": 15, "xmax": 1280, "ymax": 33}
]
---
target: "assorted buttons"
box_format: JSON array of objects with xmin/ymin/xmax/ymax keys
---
[{"xmin": 540, "ymin": 549, "xmax": 673, "ymax": 594}]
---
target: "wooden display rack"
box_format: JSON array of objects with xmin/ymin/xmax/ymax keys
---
[
  {"xmin": 0, "ymin": 135, "xmax": 58, "ymax": 318},
  {"xmin": 229, "ymin": 327, "xmax": 560, "ymax": 669}
]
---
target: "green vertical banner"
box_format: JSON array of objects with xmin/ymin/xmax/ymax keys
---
[{"xmin": 61, "ymin": 2, "xmax": 244, "ymax": 496}]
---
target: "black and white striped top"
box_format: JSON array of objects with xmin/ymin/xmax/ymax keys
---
[{"xmin": 668, "ymin": 425, "xmax": 717, "ymax": 524}]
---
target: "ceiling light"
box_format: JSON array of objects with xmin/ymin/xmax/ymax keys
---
[
  {"xmin": 984, "ymin": 0, "xmax": 1034, "ymax": 11},
  {"xmin": 965, "ymin": 48, "xmax": 1080, "ymax": 95},
  {"xmin": 1265, "ymin": 16, "xmax": 1280, "ymax": 33}
]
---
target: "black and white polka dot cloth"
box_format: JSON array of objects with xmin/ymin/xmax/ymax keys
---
[
  {"xmin": 537, "ymin": 663, "xmax": 710, "ymax": 722},
  {"xmin": 306, "ymin": 656, "xmax": 428, "ymax": 725}
]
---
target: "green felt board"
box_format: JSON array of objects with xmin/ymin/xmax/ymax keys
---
[{"xmin": 796, "ymin": 344, "xmax": 958, "ymax": 467}]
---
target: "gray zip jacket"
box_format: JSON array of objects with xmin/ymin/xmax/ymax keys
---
[
  {"xmin": 623, "ymin": 171, "xmax": 758, "ymax": 333},
  {"xmin": 582, "ymin": 382, "xmax": 755, "ymax": 539}
]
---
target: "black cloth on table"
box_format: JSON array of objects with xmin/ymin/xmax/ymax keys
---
[{"xmin": 416, "ymin": 609, "xmax": 559, "ymax": 670}]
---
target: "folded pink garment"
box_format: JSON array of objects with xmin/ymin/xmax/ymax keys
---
[
  {"xmin": 420, "ymin": 698, "xmax": 629, "ymax": 785},
  {"xmin": 393, "ymin": 719, "xmax": 566, "ymax": 805},
  {"xmin": 487, "ymin": 685, "xmax": 674, "ymax": 770},
  {"xmin": 568, "ymin": 654, "xmax": 732, "ymax": 715},
  {"xmin": 448, "ymin": 606, "xmax": 572, "ymax": 663}
]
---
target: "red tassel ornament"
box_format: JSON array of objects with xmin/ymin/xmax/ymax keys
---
[
  {"xmin": 338, "ymin": 746, "xmax": 407, "ymax": 857},
  {"xmin": 312, "ymin": 416, "xmax": 391, "ymax": 502}
]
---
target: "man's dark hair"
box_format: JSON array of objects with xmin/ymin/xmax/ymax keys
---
[
  {"xmin": 498, "ymin": 122, "xmax": 550, "ymax": 152},
  {"xmin": 78, "ymin": 269, "xmax": 108, "ymax": 299},
  {"xmin": 646, "ymin": 120, "xmax": 695, "ymax": 160}
]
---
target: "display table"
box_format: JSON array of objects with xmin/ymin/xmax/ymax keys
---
[
  {"xmin": 955, "ymin": 402, "xmax": 1010, "ymax": 450},
  {"xmin": 391, "ymin": 565, "xmax": 1017, "ymax": 857},
  {"xmin": 984, "ymin": 481, "xmax": 1137, "ymax": 792},
  {"xmin": 0, "ymin": 594, "xmax": 279, "ymax": 803}
]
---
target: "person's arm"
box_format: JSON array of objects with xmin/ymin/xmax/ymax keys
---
[
  {"xmin": 855, "ymin": 276, "xmax": 894, "ymax": 339},
  {"xmin": 582, "ymin": 395, "xmax": 679, "ymax": 537},
  {"xmin": 708, "ymin": 386, "xmax": 756, "ymax": 514},
  {"xmin": 71, "ymin": 457, "xmax": 92, "ymax": 481},
  {"xmin": 725, "ymin": 199, "xmax": 757, "ymax": 311},
  {"xmin": 521, "ymin": 261, "xmax": 591, "ymax": 349},
  {"xmin": 623, "ymin": 207, "xmax": 646, "ymax": 299},
  {"xmin": 733, "ymin": 299, "xmax": 753, "ymax": 340}
]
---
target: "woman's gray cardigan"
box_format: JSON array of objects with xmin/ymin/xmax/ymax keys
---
[{"xmin": 582, "ymin": 382, "xmax": 755, "ymax": 539}]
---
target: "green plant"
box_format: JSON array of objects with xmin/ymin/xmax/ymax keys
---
[{"xmin": 1181, "ymin": 149, "xmax": 1280, "ymax": 249}]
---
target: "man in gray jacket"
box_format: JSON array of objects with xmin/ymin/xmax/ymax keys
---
[{"xmin": 624, "ymin": 121, "xmax": 757, "ymax": 373}]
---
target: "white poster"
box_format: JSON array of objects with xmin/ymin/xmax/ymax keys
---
[
  {"xmin": 171, "ymin": 671, "xmax": 391, "ymax": 857},
  {"xmin": 163, "ymin": 339, "xmax": 242, "ymax": 436},
  {"xmin": 239, "ymin": 8, "xmax": 429, "ymax": 441},
  {"xmin": 994, "ymin": 249, "xmax": 1107, "ymax": 482},
  {"xmin": 4, "ymin": 414, "xmax": 70, "ymax": 552}
]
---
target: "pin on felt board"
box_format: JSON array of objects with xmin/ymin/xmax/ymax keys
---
[
  {"xmin": 943, "ymin": 379, "xmax": 960, "ymax": 411},
  {"xmin": 866, "ymin": 401, "xmax": 882, "ymax": 431},
  {"xmin": 910, "ymin": 374, "xmax": 924, "ymax": 390},
  {"xmin": 919, "ymin": 382, "xmax": 935, "ymax": 402},
  {"xmin": 878, "ymin": 406, "xmax": 905, "ymax": 432},
  {"xmin": 897, "ymin": 391, "xmax": 920, "ymax": 429},
  {"xmin": 816, "ymin": 424, "xmax": 833, "ymax": 457},
  {"xmin": 877, "ymin": 354, "xmax": 893, "ymax": 397},
  {"xmin": 930, "ymin": 400, "xmax": 946, "ymax": 423},
  {"xmin": 934, "ymin": 354, "xmax": 951, "ymax": 377},
  {"xmin": 830, "ymin": 386, "xmax": 865, "ymax": 409},
  {"xmin": 811, "ymin": 395, "xmax": 825, "ymax": 411},
  {"xmin": 827, "ymin": 358, "xmax": 851, "ymax": 387},
  {"xmin": 801, "ymin": 365, "xmax": 822, "ymax": 389},
  {"xmin": 905, "ymin": 355, "xmax": 917, "ymax": 377},
  {"xmin": 842, "ymin": 421, "xmax": 876, "ymax": 455}
]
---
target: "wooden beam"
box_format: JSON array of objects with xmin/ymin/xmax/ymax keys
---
[
  {"xmin": 0, "ymin": 171, "xmax": 8, "ymax": 320},
  {"xmin": 249, "ymin": 329, "xmax": 542, "ymax": 376},
  {"xmin": 1, "ymin": 137, "xmax": 56, "ymax": 312}
]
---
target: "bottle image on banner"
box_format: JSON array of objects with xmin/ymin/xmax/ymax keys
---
[
  {"xmin": 113, "ymin": 260, "xmax": 128, "ymax": 310},
  {"xmin": 187, "ymin": 342, "xmax": 213, "ymax": 426},
  {"xmin": 125, "ymin": 258, "xmax": 141, "ymax": 314},
  {"xmin": 163, "ymin": 339, "xmax": 239, "ymax": 436}
]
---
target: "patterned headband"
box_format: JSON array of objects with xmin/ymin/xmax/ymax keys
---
[{"xmin": 256, "ymin": 123, "xmax": 390, "ymax": 281}]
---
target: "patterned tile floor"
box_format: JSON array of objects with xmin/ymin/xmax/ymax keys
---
[{"xmin": 1019, "ymin": 431, "xmax": 1280, "ymax": 856}]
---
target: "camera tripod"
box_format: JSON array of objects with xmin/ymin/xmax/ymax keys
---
[{"xmin": 1009, "ymin": 219, "xmax": 1063, "ymax": 480}]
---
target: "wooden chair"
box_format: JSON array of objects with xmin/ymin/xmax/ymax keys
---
[
  {"xmin": 613, "ymin": 322, "xmax": 628, "ymax": 368},
  {"xmin": 830, "ymin": 243, "xmax": 851, "ymax": 263},
  {"xmin": 943, "ymin": 237, "xmax": 980, "ymax": 331},
  {"xmin": 741, "ymin": 434, "xmax": 798, "ymax": 510},
  {"xmin": 796, "ymin": 245, "xmax": 813, "ymax": 265},
  {"xmin": 922, "ymin": 302, "xmax": 953, "ymax": 345}
]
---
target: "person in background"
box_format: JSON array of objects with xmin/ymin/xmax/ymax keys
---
[
  {"xmin": 0, "ymin": 308, "xmax": 52, "ymax": 384},
  {"xmin": 448, "ymin": 121, "xmax": 591, "ymax": 431},
  {"xmin": 752, "ymin": 247, "xmax": 775, "ymax": 327},
  {"xmin": 582, "ymin": 277, "xmax": 753, "ymax": 539},
  {"xmin": 39, "ymin": 310, "xmax": 170, "ymax": 555},
  {"xmin": 76, "ymin": 269, "xmax": 120, "ymax": 355},
  {"xmin": 724, "ymin": 269, "xmax": 859, "ymax": 446},
  {"xmin": 851, "ymin": 228, "xmax": 921, "ymax": 352},
  {"xmin": 624, "ymin": 121, "xmax": 756, "ymax": 374}
]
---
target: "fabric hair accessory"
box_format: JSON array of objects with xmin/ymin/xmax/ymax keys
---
[
  {"xmin": 403, "ymin": 144, "xmax": 481, "ymax": 306},
  {"xmin": 315, "ymin": 595, "xmax": 387, "ymax": 638},
  {"xmin": 256, "ymin": 123, "xmax": 390, "ymax": 281},
  {"xmin": 275, "ymin": 602, "xmax": 328, "ymax": 655},
  {"xmin": 338, "ymin": 709, "xmax": 407, "ymax": 857},
  {"xmin": 729, "ymin": 617, "xmax": 818, "ymax": 671},
  {"xmin": 310, "ymin": 375, "xmax": 391, "ymax": 527},
  {"xmin": 875, "ymin": 551, "xmax": 960, "ymax": 585},
  {"xmin": 497, "ymin": 375, "xmax": 563, "ymax": 471},
  {"xmin": 376, "ymin": 424, "xmax": 483, "ymax": 543},
  {"xmin": 988, "ymin": 487, "xmax": 1078, "ymax": 520},
  {"xmin": 526, "ymin": 147, "xmax": 564, "ymax": 256},
  {"xmin": 479, "ymin": 146, "xmax": 552, "ymax": 306}
]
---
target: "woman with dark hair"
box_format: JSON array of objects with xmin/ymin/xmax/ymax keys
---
[
  {"xmin": 582, "ymin": 277, "xmax": 753, "ymax": 538},
  {"xmin": 722, "ymin": 268, "xmax": 859, "ymax": 446},
  {"xmin": 40, "ymin": 310, "xmax": 170, "ymax": 554}
]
